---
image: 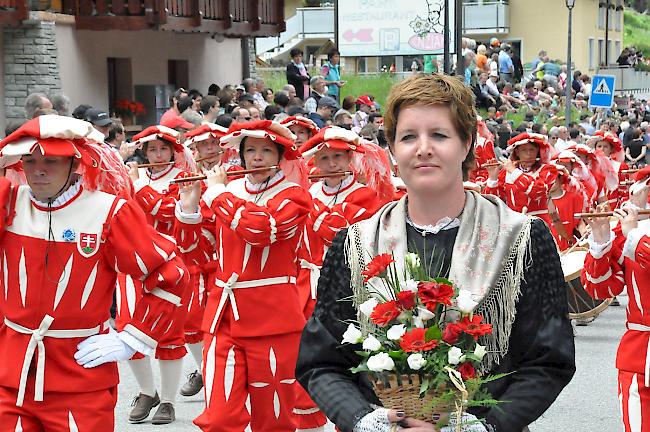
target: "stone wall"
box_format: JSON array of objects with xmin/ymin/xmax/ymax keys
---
[
  {"xmin": 4, "ymin": 15, "xmax": 61, "ymax": 121},
  {"xmin": 247, "ymin": 37, "xmax": 257, "ymax": 78}
]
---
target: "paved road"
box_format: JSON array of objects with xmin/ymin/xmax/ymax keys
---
[{"xmin": 115, "ymin": 296, "xmax": 628, "ymax": 431}]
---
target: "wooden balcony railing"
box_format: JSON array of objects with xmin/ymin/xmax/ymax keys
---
[
  {"xmin": 0, "ymin": 0, "xmax": 28, "ymax": 26},
  {"xmin": 66, "ymin": 0, "xmax": 285, "ymax": 35}
]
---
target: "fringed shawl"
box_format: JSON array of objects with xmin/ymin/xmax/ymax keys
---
[{"xmin": 345, "ymin": 191, "xmax": 533, "ymax": 372}]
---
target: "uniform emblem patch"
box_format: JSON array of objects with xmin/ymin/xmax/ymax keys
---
[
  {"xmin": 78, "ymin": 232, "xmax": 99, "ymax": 257},
  {"xmin": 62, "ymin": 228, "xmax": 76, "ymax": 242}
]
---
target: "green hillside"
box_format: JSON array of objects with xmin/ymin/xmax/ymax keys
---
[{"xmin": 624, "ymin": 9, "xmax": 650, "ymax": 56}]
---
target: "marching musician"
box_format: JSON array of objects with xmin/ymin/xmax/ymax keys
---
[
  {"xmin": 469, "ymin": 118, "xmax": 498, "ymax": 188},
  {"xmin": 566, "ymin": 143, "xmax": 617, "ymax": 207},
  {"xmin": 590, "ymin": 130, "xmax": 629, "ymax": 207},
  {"xmin": 583, "ymin": 166, "xmax": 650, "ymax": 432},
  {"xmin": 547, "ymin": 161, "xmax": 589, "ymax": 251},
  {"xmin": 281, "ymin": 115, "xmax": 320, "ymax": 147},
  {"xmin": 484, "ymin": 132, "xmax": 558, "ymax": 227},
  {"xmin": 0, "ymin": 116, "xmax": 189, "ymax": 430},
  {"xmin": 175, "ymin": 120, "xmax": 311, "ymax": 431},
  {"xmin": 120, "ymin": 125, "xmax": 196, "ymax": 424}
]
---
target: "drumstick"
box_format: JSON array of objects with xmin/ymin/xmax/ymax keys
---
[
  {"xmin": 560, "ymin": 231, "xmax": 591, "ymax": 256},
  {"xmin": 170, "ymin": 165, "xmax": 278, "ymax": 184},
  {"xmin": 137, "ymin": 161, "xmax": 174, "ymax": 168},
  {"xmin": 482, "ymin": 158, "xmax": 541, "ymax": 168},
  {"xmin": 308, "ymin": 171, "xmax": 353, "ymax": 179},
  {"xmin": 575, "ymin": 209, "xmax": 650, "ymax": 218}
]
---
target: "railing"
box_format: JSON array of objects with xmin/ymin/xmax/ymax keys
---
[
  {"xmin": 257, "ymin": 6, "xmax": 334, "ymax": 55},
  {"xmin": 462, "ymin": 0, "xmax": 509, "ymax": 34},
  {"xmin": 597, "ymin": 65, "xmax": 650, "ymax": 95}
]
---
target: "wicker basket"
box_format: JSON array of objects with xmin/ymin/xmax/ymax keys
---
[{"xmin": 373, "ymin": 374, "xmax": 455, "ymax": 422}]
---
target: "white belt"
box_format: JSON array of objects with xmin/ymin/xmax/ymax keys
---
[
  {"xmin": 4, "ymin": 315, "xmax": 105, "ymax": 407},
  {"xmin": 627, "ymin": 322, "xmax": 650, "ymax": 387},
  {"xmin": 527, "ymin": 209, "xmax": 549, "ymax": 216},
  {"xmin": 209, "ymin": 273, "xmax": 297, "ymax": 333},
  {"xmin": 300, "ymin": 259, "xmax": 321, "ymax": 300}
]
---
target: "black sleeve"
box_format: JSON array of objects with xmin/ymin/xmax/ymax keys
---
[
  {"xmin": 286, "ymin": 64, "xmax": 301, "ymax": 85},
  {"xmin": 470, "ymin": 219, "xmax": 576, "ymax": 432},
  {"xmin": 296, "ymin": 229, "xmax": 379, "ymax": 432}
]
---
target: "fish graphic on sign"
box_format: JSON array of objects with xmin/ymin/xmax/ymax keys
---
[{"xmin": 343, "ymin": 29, "xmax": 373, "ymax": 42}]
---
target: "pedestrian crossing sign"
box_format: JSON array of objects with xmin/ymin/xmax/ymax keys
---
[{"xmin": 589, "ymin": 75, "xmax": 615, "ymax": 108}]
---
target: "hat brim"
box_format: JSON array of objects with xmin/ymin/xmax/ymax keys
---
[
  {"xmin": 220, "ymin": 129, "xmax": 301, "ymax": 160},
  {"xmin": 92, "ymin": 119, "xmax": 113, "ymax": 127}
]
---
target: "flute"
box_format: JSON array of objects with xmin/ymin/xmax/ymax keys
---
[
  {"xmin": 623, "ymin": 169, "xmax": 640, "ymax": 174},
  {"xmin": 482, "ymin": 158, "xmax": 541, "ymax": 168},
  {"xmin": 170, "ymin": 165, "xmax": 278, "ymax": 184},
  {"xmin": 308, "ymin": 171, "xmax": 352, "ymax": 179},
  {"xmin": 137, "ymin": 161, "xmax": 174, "ymax": 168},
  {"xmin": 574, "ymin": 209, "xmax": 650, "ymax": 218}
]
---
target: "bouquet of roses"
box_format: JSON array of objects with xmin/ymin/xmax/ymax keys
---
[
  {"xmin": 342, "ymin": 252, "xmax": 503, "ymax": 429},
  {"xmin": 114, "ymin": 99, "xmax": 146, "ymax": 117}
]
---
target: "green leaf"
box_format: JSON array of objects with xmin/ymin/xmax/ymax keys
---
[{"xmin": 425, "ymin": 325, "xmax": 442, "ymax": 342}]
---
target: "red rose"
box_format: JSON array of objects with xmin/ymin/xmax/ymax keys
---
[
  {"xmin": 458, "ymin": 315, "xmax": 493, "ymax": 341},
  {"xmin": 399, "ymin": 328, "xmax": 439, "ymax": 352},
  {"xmin": 397, "ymin": 291, "xmax": 416, "ymax": 310},
  {"xmin": 457, "ymin": 362, "xmax": 476, "ymax": 380},
  {"xmin": 361, "ymin": 253, "xmax": 395, "ymax": 282},
  {"xmin": 369, "ymin": 300, "xmax": 401, "ymax": 327},
  {"xmin": 418, "ymin": 281, "xmax": 454, "ymax": 310},
  {"xmin": 441, "ymin": 322, "xmax": 463, "ymax": 344}
]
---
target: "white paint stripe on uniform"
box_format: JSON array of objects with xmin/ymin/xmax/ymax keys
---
[
  {"xmin": 632, "ymin": 271, "xmax": 645, "ymax": 316},
  {"xmin": 224, "ymin": 346, "xmax": 236, "ymax": 401},
  {"xmin": 68, "ymin": 411, "xmax": 79, "ymax": 432},
  {"xmin": 53, "ymin": 255, "xmax": 74, "ymax": 310},
  {"xmin": 18, "ymin": 249, "xmax": 27, "ymax": 307},
  {"xmin": 14, "ymin": 417, "xmax": 22, "ymax": 432},
  {"xmin": 80, "ymin": 262, "xmax": 99, "ymax": 309},
  {"xmin": 205, "ymin": 336, "xmax": 217, "ymax": 408},
  {"xmin": 3, "ymin": 252, "xmax": 7, "ymax": 301},
  {"xmin": 260, "ymin": 246, "xmax": 270, "ymax": 272},
  {"xmin": 629, "ymin": 374, "xmax": 642, "ymax": 432},
  {"xmin": 126, "ymin": 275, "xmax": 137, "ymax": 318}
]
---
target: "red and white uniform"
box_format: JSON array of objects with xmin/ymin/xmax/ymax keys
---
[
  {"xmin": 0, "ymin": 180, "xmax": 188, "ymax": 427},
  {"xmin": 470, "ymin": 120, "xmax": 497, "ymax": 187},
  {"xmin": 549, "ymin": 188, "xmax": 586, "ymax": 250},
  {"xmin": 583, "ymin": 221, "xmax": 650, "ymax": 431}
]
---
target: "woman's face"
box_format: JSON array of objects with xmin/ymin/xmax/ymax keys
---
[
  {"xmin": 392, "ymin": 105, "xmax": 470, "ymax": 195},
  {"xmin": 197, "ymin": 138, "xmax": 222, "ymax": 162},
  {"xmin": 293, "ymin": 54, "xmax": 303, "ymax": 64},
  {"xmin": 595, "ymin": 140, "xmax": 612, "ymax": 156},
  {"xmin": 242, "ymin": 137, "xmax": 281, "ymax": 183},
  {"xmin": 289, "ymin": 125, "xmax": 311, "ymax": 146},
  {"xmin": 331, "ymin": 54, "xmax": 340, "ymax": 65},
  {"xmin": 264, "ymin": 89, "xmax": 274, "ymax": 103},
  {"xmin": 145, "ymin": 140, "xmax": 173, "ymax": 171}
]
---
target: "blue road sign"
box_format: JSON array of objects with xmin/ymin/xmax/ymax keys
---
[{"xmin": 589, "ymin": 75, "xmax": 616, "ymax": 108}]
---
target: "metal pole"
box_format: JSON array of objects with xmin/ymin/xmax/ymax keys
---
[
  {"xmin": 455, "ymin": 0, "xmax": 463, "ymax": 77},
  {"xmin": 565, "ymin": 7, "xmax": 573, "ymax": 128},
  {"xmin": 443, "ymin": 0, "xmax": 450, "ymax": 74},
  {"xmin": 334, "ymin": 0, "xmax": 339, "ymax": 48},
  {"xmin": 605, "ymin": 0, "xmax": 610, "ymax": 66}
]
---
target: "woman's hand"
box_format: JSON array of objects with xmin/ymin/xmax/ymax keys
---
[
  {"xmin": 586, "ymin": 203, "xmax": 612, "ymax": 244},
  {"xmin": 178, "ymin": 180, "xmax": 202, "ymax": 214},
  {"xmin": 615, "ymin": 206, "xmax": 639, "ymax": 237},
  {"xmin": 501, "ymin": 158, "xmax": 517, "ymax": 174},
  {"xmin": 126, "ymin": 162, "xmax": 139, "ymax": 182},
  {"xmin": 206, "ymin": 165, "xmax": 228, "ymax": 187}
]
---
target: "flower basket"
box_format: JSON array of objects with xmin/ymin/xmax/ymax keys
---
[{"xmin": 373, "ymin": 374, "xmax": 452, "ymax": 422}]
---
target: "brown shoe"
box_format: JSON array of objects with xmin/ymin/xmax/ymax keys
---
[
  {"xmin": 151, "ymin": 402, "xmax": 176, "ymax": 425},
  {"xmin": 129, "ymin": 392, "xmax": 160, "ymax": 423},
  {"xmin": 180, "ymin": 370, "xmax": 204, "ymax": 397}
]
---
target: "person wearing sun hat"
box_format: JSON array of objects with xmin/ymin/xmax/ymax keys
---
[
  {"xmin": 174, "ymin": 119, "xmax": 312, "ymax": 431},
  {"xmin": 353, "ymin": 95, "xmax": 374, "ymax": 132},
  {"xmin": 588, "ymin": 130, "xmax": 629, "ymax": 208},
  {"xmin": 281, "ymin": 114, "xmax": 320, "ymax": 146},
  {"xmin": 566, "ymin": 142, "xmax": 619, "ymax": 207},
  {"xmin": 0, "ymin": 115, "xmax": 189, "ymax": 430},
  {"xmin": 484, "ymin": 132, "xmax": 559, "ymax": 227},
  {"xmin": 119, "ymin": 124, "xmax": 196, "ymax": 425},
  {"xmin": 583, "ymin": 165, "xmax": 650, "ymax": 431}
]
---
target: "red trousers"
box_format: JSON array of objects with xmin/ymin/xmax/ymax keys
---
[
  {"xmin": 115, "ymin": 274, "xmax": 187, "ymax": 360},
  {"xmin": 0, "ymin": 383, "xmax": 117, "ymax": 431},
  {"xmin": 184, "ymin": 272, "xmax": 207, "ymax": 344},
  {"xmin": 194, "ymin": 318, "xmax": 301, "ymax": 432},
  {"xmin": 620, "ymin": 370, "xmax": 650, "ymax": 432}
]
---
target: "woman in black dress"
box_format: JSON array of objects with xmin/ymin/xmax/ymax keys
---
[{"xmin": 296, "ymin": 74, "xmax": 575, "ymax": 432}]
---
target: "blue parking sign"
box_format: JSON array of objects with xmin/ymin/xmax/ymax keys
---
[{"xmin": 589, "ymin": 75, "xmax": 615, "ymax": 108}]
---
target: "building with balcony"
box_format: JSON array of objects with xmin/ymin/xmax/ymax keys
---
[
  {"xmin": 257, "ymin": 0, "xmax": 623, "ymax": 79},
  {"xmin": 0, "ymin": 0, "xmax": 285, "ymax": 132}
]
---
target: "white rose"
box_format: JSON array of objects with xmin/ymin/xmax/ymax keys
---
[
  {"xmin": 359, "ymin": 298, "xmax": 379, "ymax": 317},
  {"xmin": 341, "ymin": 324, "xmax": 363, "ymax": 344},
  {"xmin": 474, "ymin": 344, "xmax": 487, "ymax": 361},
  {"xmin": 407, "ymin": 353, "xmax": 427, "ymax": 370},
  {"xmin": 456, "ymin": 290, "xmax": 478, "ymax": 314},
  {"xmin": 386, "ymin": 324, "xmax": 407, "ymax": 341},
  {"xmin": 362, "ymin": 335, "xmax": 382, "ymax": 351},
  {"xmin": 405, "ymin": 252, "xmax": 421, "ymax": 269},
  {"xmin": 367, "ymin": 352, "xmax": 395, "ymax": 372},
  {"xmin": 402, "ymin": 279, "xmax": 419, "ymax": 293},
  {"xmin": 447, "ymin": 347, "xmax": 464, "ymax": 365}
]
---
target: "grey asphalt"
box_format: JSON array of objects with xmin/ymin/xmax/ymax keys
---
[{"xmin": 115, "ymin": 296, "xmax": 627, "ymax": 431}]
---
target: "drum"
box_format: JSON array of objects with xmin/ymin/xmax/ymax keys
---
[{"xmin": 560, "ymin": 247, "xmax": 612, "ymax": 320}]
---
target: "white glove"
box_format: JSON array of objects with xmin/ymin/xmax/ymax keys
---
[
  {"xmin": 353, "ymin": 408, "xmax": 392, "ymax": 432},
  {"xmin": 440, "ymin": 413, "xmax": 488, "ymax": 432},
  {"xmin": 74, "ymin": 328, "xmax": 137, "ymax": 368}
]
